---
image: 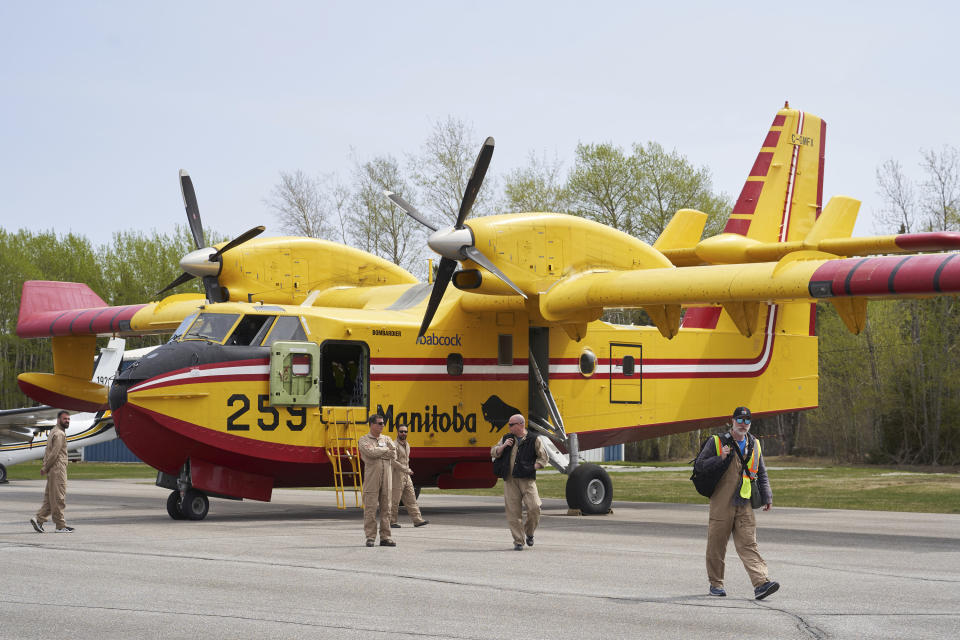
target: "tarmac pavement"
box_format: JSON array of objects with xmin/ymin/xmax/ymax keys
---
[{"xmin": 2, "ymin": 478, "xmax": 958, "ymax": 639}]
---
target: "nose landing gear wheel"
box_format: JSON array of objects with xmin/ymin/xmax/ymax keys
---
[
  {"xmin": 166, "ymin": 490, "xmax": 186, "ymax": 520},
  {"xmin": 180, "ymin": 488, "xmax": 209, "ymax": 520}
]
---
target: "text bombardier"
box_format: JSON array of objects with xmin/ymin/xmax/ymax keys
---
[{"xmin": 377, "ymin": 404, "xmax": 477, "ymax": 433}]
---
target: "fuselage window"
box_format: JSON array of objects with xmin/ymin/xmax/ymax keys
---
[
  {"xmin": 180, "ymin": 313, "xmax": 241, "ymax": 343},
  {"xmin": 447, "ymin": 353, "xmax": 464, "ymax": 376},
  {"xmin": 579, "ymin": 349, "xmax": 597, "ymax": 377},
  {"xmin": 227, "ymin": 315, "xmax": 276, "ymax": 346},
  {"xmin": 263, "ymin": 315, "xmax": 307, "ymax": 346},
  {"xmin": 498, "ymin": 334, "xmax": 513, "ymax": 366},
  {"xmin": 321, "ymin": 341, "xmax": 369, "ymax": 407},
  {"xmin": 622, "ymin": 355, "xmax": 635, "ymax": 376}
]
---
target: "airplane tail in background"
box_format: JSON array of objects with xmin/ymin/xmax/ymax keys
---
[
  {"xmin": 724, "ymin": 104, "xmax": 826, "ymax": 243},
  {"xmin": 683, "ymin": 105, "xmax": 826, "ymax": 336}
]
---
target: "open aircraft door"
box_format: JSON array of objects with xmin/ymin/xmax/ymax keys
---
[{"xmin": 609, "ymin": 342, "xmax": 642, "ymax": 404}]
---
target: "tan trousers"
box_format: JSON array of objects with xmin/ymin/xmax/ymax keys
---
[
  {"xmin": 706, "ymin": 501, "xmax": 768, "ymax": 588},
  {"xmin": 363, "ymin": 474, "xmax": 392, "ymax": 542},
  {"xmin": 36, "ymin": 470, "xmax": 67, "ymax": 529},
  {"xmin": 503, "ymin": 476, "xmax": 541, "ymax": 545},
  {"xmin": 390, "ymin": 473, "xmax": 424, "ymax": 525}
]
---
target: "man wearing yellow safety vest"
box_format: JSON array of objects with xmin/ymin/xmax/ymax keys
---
[{"xmin": 694, "ymin": 406, "xmax": 779, "ymax": 600}]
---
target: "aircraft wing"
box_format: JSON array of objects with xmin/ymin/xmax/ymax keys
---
[
  {"xmin": 0, "ymin": 406, "xmax": 58, "ymax": 444},
  {"xmin": 539, "ymin": 251, "xmax": 960, "ymax": 337}
]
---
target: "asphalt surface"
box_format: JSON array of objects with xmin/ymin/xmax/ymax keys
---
[{"xmin": 2, "ymin": 479, "xmax": 958, "ymax": 639}]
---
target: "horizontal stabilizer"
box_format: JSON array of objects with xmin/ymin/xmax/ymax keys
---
[
  {"xmin": 17, "ymin": 281, "xmax": 147, "ymax": 338},
  {"xmin": 17, "ymin": 373, "xmax": 109, "ymax": 412}
]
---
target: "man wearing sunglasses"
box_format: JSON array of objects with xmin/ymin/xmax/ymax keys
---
[
  {"xmin": 358, "ymin": 413, "xmax": 397, "ymax": 547},
  {"xmin": 490, "ymin": 414, "xmax": 549, "ymax": 550},
  {"xmin": 389, "ymin": 426, "xmax": 428, "ymax": 529},
  {"xmin": 694, "ymin": 406, "xmax": 779, "ymax": 600}
]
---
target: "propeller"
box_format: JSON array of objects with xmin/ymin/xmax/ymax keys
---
[
  {"xmin": 155, "ymin": 170, "xmax": 265, "ymax": 302},
  {"xmin": 385, "ymin": 137, "xmax": 526, "ymax": 337}
]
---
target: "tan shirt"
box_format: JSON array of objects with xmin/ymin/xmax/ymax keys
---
[
  {"xmin": 490, "ymin": 432, "xmax": 549, "ymax": 479},
  {"xmin": 392, "ymin": 439, "xmax": 413, "ymax": 482},
  {"xmin": 42, "ymin": 427, "xmax": 68, "ymax": 476},
  {"xmin": 358, "ymin": 432, "xmax": 396, "ymax": 489}
]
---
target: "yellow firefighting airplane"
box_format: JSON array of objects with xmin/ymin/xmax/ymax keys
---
[{"xmin": 14, "ymin": 104, "xmax": 960, "ymax": 519}]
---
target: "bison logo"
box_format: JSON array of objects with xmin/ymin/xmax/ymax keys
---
[{"xmin": 481, "ymin": 395, "xmax": 522, "ymax": 432}]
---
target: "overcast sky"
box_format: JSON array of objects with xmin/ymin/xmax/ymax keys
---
[{"xmin": 2, "ymin": 1, "xmax": 957, "ymax": 250}]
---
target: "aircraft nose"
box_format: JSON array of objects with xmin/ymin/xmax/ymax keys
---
[{"xmin": 108, "ymin": 382, "xmax": 128, "ymax": 411}]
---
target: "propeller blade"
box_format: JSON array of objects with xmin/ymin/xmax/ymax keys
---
[
  {"xmin": 456, "ymin": 137, "xmax": 494, "ymax": 228},
  {"xmin": 156, "ymin": 271, "xmax": 196, "ymax": 298},
  {"xmin": 463, "ymin": 246, "xmax": 527, "ymax": 298},
  {"xmin": 385, "ymin": 191, "xmax": 438, "ymax": 232},
  {"xmin": 179, "ymin": 170, "xmax": 205, "ymax": 250},
  {"xmin": 212, "ymin": 226, "xmax": 265, "ymax": 259},
  {"xmin": 418, "ymin": 257, "xmax": 458, "ymax": 337}
]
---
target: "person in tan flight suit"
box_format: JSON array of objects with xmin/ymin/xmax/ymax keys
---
[
  {"xmin": 31, "ymin": 410, "xmax": 74, "ymax": 533},
  {"xmin": 694, "ymin": 406, "xmax": 779, "ymax": 600},
  {"xmin": 490, "ymin": 414, "xmax": 549, "ymax": 550},
  {"xmin": 358, "ymin": 413, "xmax": 397, "ymax": 547},
  {"xmin": 389, "ymin": 425, "xmax": 429, "ymax": 529}
]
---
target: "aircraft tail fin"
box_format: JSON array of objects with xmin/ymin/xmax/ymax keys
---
[{"xmin": 724, "ymin": 104, "xmax": 826, "ymax": 244}]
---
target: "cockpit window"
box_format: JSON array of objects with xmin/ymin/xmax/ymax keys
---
[
  {"xmin": 262, "ymin": 316, "xmax": 307, "ymax": 346},
  {"xmin": 227, "ymin": 315, "xmax": 276, "ymax": 346},
  {"xmin": 169, "ymin": 312, "xmax": 199, "ymax": 343},
  {"xmin": 181, "ymin": 313, "xmax": 241, "ymax": 343}
]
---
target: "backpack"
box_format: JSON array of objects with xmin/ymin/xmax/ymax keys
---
[{"xmin": 690, "ymin": 433, "xmax": 735, "ymax": 498}]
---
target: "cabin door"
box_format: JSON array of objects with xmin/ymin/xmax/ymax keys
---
[{"xmin": 609, "ymin": 342, "xmax": 642, "ymax": 404}]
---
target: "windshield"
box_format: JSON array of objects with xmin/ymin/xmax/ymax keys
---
[
  {"xmin": 168, "ymin": 312, "xmax": 199, "ymax": 343},
  {"xmin": 180, "ymin": 313, "xmax": 241, "ymax": 343}
]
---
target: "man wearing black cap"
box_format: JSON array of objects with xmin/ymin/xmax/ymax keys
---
[{"xmin": 694, "ymin": 406, "xmax": 779, "ymax": 600}]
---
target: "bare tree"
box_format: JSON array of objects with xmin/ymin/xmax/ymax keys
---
[
  {"xmin": 920, "ymin": 146, "xmax": 960, "ymax": 232},
  {"xmin": 875, "ymin": 159, "xmax": 917, "ymax": 233},
  {"xmin": 410, "ymin": 116, "xmax": 498, "ymax": 226},
  {"xmin": 349, "ymin": 155, "xmax": 422, "ymax": 272},
  {"xmin": 265, "ymin": 170, "xmax": 347, "ymax": 239}
]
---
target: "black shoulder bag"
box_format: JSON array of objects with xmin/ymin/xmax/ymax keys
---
[{"xmin": 690, "ymin": 434, "xmax": 733, "ymax": 498}]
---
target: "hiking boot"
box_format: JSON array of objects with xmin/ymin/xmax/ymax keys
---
[
  {"xmin": 414, "ymin": 520, "xmax": 429, "ymax": 527},
  {"xmin": 54, "ymin": 526, "xmax": 75, "ymax": 533},
  {"xmin": 513, "ymin": 543, "xmax": 524, "ymax": 551},
  {"xmin": 754, "ymin": 581, "xmax": 780, "ymax": 600},
  {"xmin": 30, "ymin": 518, "xmax": 44, "ymax": 533},
  {"xmin": 709, "ymin": 586, "xmax": 726, "ymax": 597},
  {"xmin": 526, "ymin": 535, "xmax": 534, "ymax": 546},
  {"xmin": 380, "ymin": 539, "xmax": 396, "ymax": 547},
  {"xmin": 365, "ymin": 539, "xmax": 375, "ymax": 547}
]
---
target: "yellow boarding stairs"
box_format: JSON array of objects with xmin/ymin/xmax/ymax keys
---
[{"xmin": 323, "ymin": 407, "xmax": 364, "ymax": 509}]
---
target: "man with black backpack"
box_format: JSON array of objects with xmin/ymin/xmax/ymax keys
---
[{"xmin": 693, "ymin": 406, "xmax": 779, "ymax": 600}]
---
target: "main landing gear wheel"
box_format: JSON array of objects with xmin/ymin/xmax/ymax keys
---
[
  {"xmin": 166, "ymin": 490, "xmax": 186, "ymax": 520},
  {"xmin": 565, "ymin": 463, "xmax": 613, "ymax": 515},
  {"xmin": 180, "ymin": 489, "xmax": 209, "ymax": 520},
  {"xmin": 0, "ymin": 463, "xmax": 7, "ymax": 483}
]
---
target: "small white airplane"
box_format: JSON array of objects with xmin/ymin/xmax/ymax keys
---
[{"xmin": 0, "ymin": 339, "xmax": 154, "ymax": 483}]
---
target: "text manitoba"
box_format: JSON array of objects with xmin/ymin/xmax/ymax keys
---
[{"xmin": 377, "ymin": 404, "xmax": 477, "ymax": 433}]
